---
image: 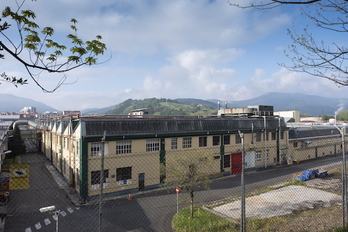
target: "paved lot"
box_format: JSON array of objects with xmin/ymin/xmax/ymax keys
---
[{"xmin": 212, "ymin": 185, "xmax": 341, "ymax": 219}]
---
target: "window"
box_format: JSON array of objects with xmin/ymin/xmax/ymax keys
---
[
  {"xmin": 116, "ymin": 167, "xmax": 132, "ymax": 185},
  {"xmin": 224, "ymin": 155, "xmax": 230, "ymax": 168},
  {"xmin": 256, "ymin": 133, "xmax": 262, "ymax": 142},
  {"xmin": 171, "ymin": 138, "xmax": 177, "ymax": 150},
  {"xmin": 271, "ymin": 132, "xmax": 276, "ymax": 140},
  {"xmin": 91, "ymin": 142, "xmax": 103, "ymax": 156},
  {"xmin": 264, "ymin": 132, "xmax": 269, "ymax": 141},
  {"xmin": 223, "ymin": 135, "xmax": 230, "ymax": 145},
  {"xmin": 199, "ymin": 137, "xmax": 207, "ymax": 147},
  {"xmin": 235, "ymin": 134, "xmax": 241, "ymax": 144},
  {"xmin": 255, "ymin": 151, "xmax": 261, "ymax": 162},
  {"xmin": 182, "ymin": 137, "xmax": 192, "ymax": 148},
  {"xmin": 265, "ymin": 149, "xmax": 269, "ymax": 161},
  {"xmin": 213, "ymin": 136, "xmax": 220, "ymax": 146},
  {"xmin": 281, "ymin": 132, "xmax": 284, "ymax": 140},
  {"xmin": 293, "ymin": 142, "xmax": 298, "ymax": 148},
  {"xmin": 91, "ymin": 170, "xmax": 109, "ymax": 189},
  {"xmin": 116, "ymin": 141, "xmax": 131, "ymax": 154},
  {"xmin": 146, "ymin": 139, "xmax": 160, "ymax": 152}
]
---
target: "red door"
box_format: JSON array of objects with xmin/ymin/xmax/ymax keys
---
[{"xmin": 231, "ymin": 152, "xmax": 242, "ymax": 174}]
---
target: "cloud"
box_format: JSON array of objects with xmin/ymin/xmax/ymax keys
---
[{"xmin": 4, "ymin": 0, "xmax": 324, "ymax": 112}]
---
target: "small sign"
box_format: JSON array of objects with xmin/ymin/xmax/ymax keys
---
[{"xmin": 175, "ymin": 187, "xmax": 180, "ymax": 193}]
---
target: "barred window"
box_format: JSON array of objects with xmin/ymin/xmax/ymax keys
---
[
  {"xmin": 213, "ymin": 136, "xmax": 220, "ymax": 146},
  {"xmin": 199, "ymin": 137, "xmax": 207, "ymax": 147},
  {"xmin": 116, "ymin": 141, "xmax": 131, "ymax": 154},
  {"xmin": 235, "ymin": 134, "xmax": 241, "ymax": 144},
  {"xmin": 146, "ymin": 139, "xmax": 160, "ymax": 152},
  {"xmin": 224, "ymin": 155, "xmax": 230, "ymax": 168},
  {"xmin": 223, "ymin": 135, "xmax": 230, "ymax": 145},
  {"xmin": 264, "ymin": 132, "xmax": 269, "ymax": 141},
  {"xmin": 272, "ymin": 132, "xmax": 276, "ymax": 140},
  {"xmin": 91, "ymin": 170, "xmax": 109, "ymax": 189},
  {"xmin": 116, "ymin": 167, "xmax": 132, "ymax": 185},
  {"xmin": 256, "ymin": 133, "xmax": 262, "ymax": 142},
  {"xmin": 91, "ymin": 142, "xmax": 103, "ymax": 156},
  {"xmin": 171, "ymin": 138, "xmax": 177, "ymax": 150},
  {"xmin": 182, "ymin": 137, "xmax": 192, "ymax": 149}
]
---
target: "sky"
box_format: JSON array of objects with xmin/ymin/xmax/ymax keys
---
[{"xmin": 1, "ymin": 0, "xmax": 347, "ymax": 111}]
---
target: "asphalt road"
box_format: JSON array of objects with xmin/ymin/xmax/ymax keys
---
[
  {"xmin": 93, "ymin": 155, "xmax": 343, "ymax": 232},
  {"xmin": 4, "ymin": 142, "xmax": 343, "ymax": 232}
]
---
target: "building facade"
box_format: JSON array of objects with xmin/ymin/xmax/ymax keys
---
[{"xmin": 39, "ymin": 114, "xmax": 288, "ymax": 201}]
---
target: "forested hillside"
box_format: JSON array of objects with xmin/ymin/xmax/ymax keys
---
[{"xmin": 105, "ymin": 98, "xmax": 218, "ymax": 116}]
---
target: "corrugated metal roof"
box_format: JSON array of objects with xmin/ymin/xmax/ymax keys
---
[
  {"xmin": 289, "ymin": 127, "xmax": 341, "ymax": 139},
  {"xmin": 82, "ymin": 117, "xmax": 287, "ymax": 137}
]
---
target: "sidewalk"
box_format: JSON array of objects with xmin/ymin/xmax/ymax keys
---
[{"xmin": 44, "ymin": 163, "xmax": 82, "ymax": 207}]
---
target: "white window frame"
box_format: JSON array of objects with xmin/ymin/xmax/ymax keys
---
[
  {"xmin": 91, "ymin": 142, "xmax": 103, "ymax": 157},
  {"xmin": 146, "ymin": 139, "xmax": 160, "ymax": 152},
  {"xmin": 171, "ymin": 138, "xmax": 177, "ymax": 150},
  {"xmin": 116, "ymin": 141, "xmax": 132, "ymax": 154},
  {"xmin": 182, "ymin": 137, "xmax": 192, "ymax": 149}
]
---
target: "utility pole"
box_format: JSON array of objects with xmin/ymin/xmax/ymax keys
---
[
  {"xmin": 334, "ymin": 123, "xmax": 347, "ymax": 227},
  {"xmin": 99, "ymin": 131, "xmax": 106, "ymax": 232},
  {"xmin": 238, "ymin": 130, "xmax": 246, "ymax": 232}
]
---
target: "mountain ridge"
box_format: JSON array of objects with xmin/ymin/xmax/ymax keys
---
[{"xmin": 1, "ymin": 92, "xmax": 346, "ymax": 116}]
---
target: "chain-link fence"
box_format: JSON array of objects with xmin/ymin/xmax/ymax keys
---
[{"xmin": 2, "ymin": 135, "xmax": 347, "ymax": 232}]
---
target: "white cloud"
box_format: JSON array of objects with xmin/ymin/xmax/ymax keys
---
[{"xmin": 6, "ymin": 0, "xmax": 334, "ymax": 112}]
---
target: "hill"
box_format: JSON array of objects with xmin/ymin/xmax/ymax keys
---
[
  {"xmin": 1, "ymin": 92, "xmax": 346, "ymax": 116},
  {"xmin": 0, "ymin": 94, "xmax": 57, "ymax": 113},
  {"xmin": 105, "ymin": 98, "xmax": 218, "ymax": 116}
]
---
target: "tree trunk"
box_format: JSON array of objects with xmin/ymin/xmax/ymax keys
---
[{"xmin": 190, "ymin": 191, "xmax": 194, "ymax": 219}]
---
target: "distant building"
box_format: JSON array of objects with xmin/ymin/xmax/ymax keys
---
[
  {"xmin": 62, "ymin": 110, "xmax": 81, "ymax": 116},
  {"xmin": 274, "ymin": 110, "xmax": 300, "ymax": 122},
  {"xmin": 217, "ymin": 105, "xmax": 274, "ymax": 117},
  {"xmin": 20, "ymin": 107, "xmax": 36, "ymax": 114}
]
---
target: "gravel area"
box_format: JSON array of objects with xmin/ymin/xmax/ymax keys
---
[{"xmin": 211, "ymin": 171, "xmax": 347, "ymax": 232}]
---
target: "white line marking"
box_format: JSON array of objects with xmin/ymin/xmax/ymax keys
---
[
  {"xmin": 44, "ymin": 218, "xmax": 51, "ymax": 225},
  {"xmin": 35, "ymin": 222, "xmax": 41, "ymax": 230}
]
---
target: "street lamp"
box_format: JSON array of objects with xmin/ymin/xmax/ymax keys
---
[{"xmin": 39, "ymin": 205, "xmax": 60, "ymax": 232}]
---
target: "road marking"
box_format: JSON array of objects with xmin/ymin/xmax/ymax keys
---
[
  {"xmin": 44, "ymin": 218, "xmax": 51, "ymax": 225},
  {"xmin": 35, "ymin": 222, "xmax": 41, "ymax": 230},
  {"xmin": 25, "ymin": 227, "xmax": 32, "ymax": 232},
  {"xmin": 60, "ymin": 211, "xmax": 67, "ymax": 217},
  {"xmin": 67, "ymin": 207, "xmax": 74, "ymax": 213},
  {"xmin": 53, "ymin": 215, "xmax": 58, "ymax": 221}
]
